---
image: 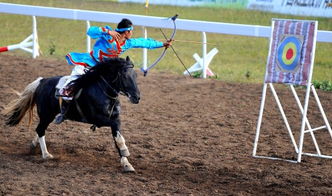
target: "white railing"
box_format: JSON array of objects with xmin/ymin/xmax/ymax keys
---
[
  {"xmin": 1, "ymin": 3, "xmax": 331, "ymax": 42},
  {"xmin": 0, "ymin": 3, "xmax": 331, "ymax": 77}
]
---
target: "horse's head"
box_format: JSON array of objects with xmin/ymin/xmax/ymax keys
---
[
  {"xmin": 71, "ymin": 57, "xmax": 140, "ymax": 104},
  {"xmin": 117, "ymin": 56, "xmax": 140, "ymax": 104}
]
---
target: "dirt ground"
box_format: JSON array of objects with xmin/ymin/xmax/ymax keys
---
[{"xmin": 0, "ymin": 54, "xmax": 331, "ymax": 195}]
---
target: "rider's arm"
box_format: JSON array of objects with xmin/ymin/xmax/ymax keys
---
[
  {"xmin": 87, "ymin": 26, "xmax": 113, "ymax": 39},
  {"xmin": 127, "ymin": 38, "xmax": 164, "ymax": 49}
]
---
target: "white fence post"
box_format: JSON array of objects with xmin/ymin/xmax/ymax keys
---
[
  {"xmin": 142, "ymin": 26, "xmax": 148, "ymax": 70},
  {"xmin": 202, "ymin": 31, "xmax": 207, "ymax": 78},
  {"xmin": 32, "ymin": 16, "xmax": 39, "ymax": 58},
  {"xmin": 86, "ymin": 20, "xmax": 91, "ymax": 52}
]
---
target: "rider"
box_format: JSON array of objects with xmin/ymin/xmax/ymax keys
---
[{"xmin": 55, "ymin": 18, "xmax": 172, "ymax": 124}]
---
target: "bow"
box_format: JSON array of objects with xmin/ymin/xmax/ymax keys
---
[{"xmin": 141, "ymin": 14, "xmax": 178, "ymax": 76}]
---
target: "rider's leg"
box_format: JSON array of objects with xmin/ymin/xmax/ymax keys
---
[
  {"xmin": 54, "ymin": 76, "xmax": 76, "ymax": 124},
  {"xmin": 54, "ymin": 65, "xmax": 88, "ymax": 124}
]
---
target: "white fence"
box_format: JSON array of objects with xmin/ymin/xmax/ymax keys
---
[
  {"xmin": 0, "ymin": 2, "xmax": 331, "ymax": 77},
  {"xmin": 1, "ymin": 3, "xmax": 331, "ymax": 42}
]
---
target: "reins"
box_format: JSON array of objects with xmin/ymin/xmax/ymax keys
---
[
  {"xmin": 98, "ymin": 75, "xmax": 120, "ymax": 120},
  {"xmin": 98, "ymin": 75, "xmax": 118, "ymax": 100},
  {"xmin": 100, "ymin": 65, "xmax": 134, "ymax": 97},
  {"xmin": 98, "ymin": 67, "xmax": 131, "ymax": 98}
]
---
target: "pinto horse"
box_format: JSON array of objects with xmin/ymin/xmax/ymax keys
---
[{"xmin": 3, "ymin": 57, "xmax": 140, "ymax": 172}]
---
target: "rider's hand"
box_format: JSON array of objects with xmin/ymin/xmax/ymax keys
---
[
  {"xmin": 108, "ymin": 30, "xmax": 121, "ymax": 41},
  {"xmin": 163, "ymin": 39, "xmax": 173, "ymax": 48}
]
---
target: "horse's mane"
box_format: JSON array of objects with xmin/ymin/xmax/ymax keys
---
[{"xmin": 70, "ymin": 58, "xmax": 126, "ymax": 93}]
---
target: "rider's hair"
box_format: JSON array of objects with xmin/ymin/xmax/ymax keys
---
[{"xmin": 117, "ymin": 18, "xmax": 133, "ymax": 34}]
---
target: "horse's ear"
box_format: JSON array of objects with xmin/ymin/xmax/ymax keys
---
[{"xmin": 125, "ymin": 56, "xmax": 134, "ymax": 67}]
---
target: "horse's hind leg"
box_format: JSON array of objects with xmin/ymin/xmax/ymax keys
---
[
  {"xmin": 35, "ymin": 119, "xmax": 54, "ymax": 159},
  {"xmin": 30, "ymin": 134, "xmax": 39, "ymax": 153},
  {"xmin": 31, "ymin": 134, "xmax": 39, "ymax": 148}
]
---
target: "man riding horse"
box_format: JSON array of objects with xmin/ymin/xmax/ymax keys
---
[{"xmin": 56, "ymin": 18, "xmax": 172, "ymax": 124}]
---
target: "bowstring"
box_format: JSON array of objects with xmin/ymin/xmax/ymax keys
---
[{"xmin": 159, "ymin": 28, "xmax": 192, "ymax": 77}]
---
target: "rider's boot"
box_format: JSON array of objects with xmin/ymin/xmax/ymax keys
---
[
  {"xmin": 54, "ymin": 97, "xmax": 70, "ymax": 124},
  {"xmin": 54, "ymin": 112, "xmax": 65, "ymax": 124},
  {"xmin": 54, "ymin": 84, "xmax": 75, "ymax": 124}
]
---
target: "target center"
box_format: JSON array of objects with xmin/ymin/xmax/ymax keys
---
[{"xmin": 286, "ymin": 48, "xmax": 294, "ymax": 60}]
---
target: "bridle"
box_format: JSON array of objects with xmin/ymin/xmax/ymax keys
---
[
  {"xmin": 98, "ymin": 75, "xmax": 118, "ymax": 100},
  {"xmin": 98, "ymin": 65, "xmax": 134, "ymax": 99}
]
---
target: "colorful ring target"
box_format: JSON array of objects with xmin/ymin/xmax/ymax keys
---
[{"xmin": 277, "ymin": 36, "xmax": 302, "ymax": 72}]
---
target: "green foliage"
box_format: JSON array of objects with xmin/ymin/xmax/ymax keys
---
[
  {"xmin": 48, "ymin": 41, "xmax": 56, "ymax": 55},
  {"xmin": 191, "ymin": 71, "xmax": 202, "ymax": 78},
  {"xmin": 209, "ymin": 73, "xmax": 220, "ymax": 79},
  {"xmin": 313, "ymin": 80, "xmax": 332, "ymax": 91},
  {"xmin": 245, "ymin": 71, "xmax": 251, "ymax": 79},
  {"xmin": 0, "ymin": 0, "xmax": 331, "ymax": 84},
  {"xmin": 189, "ymin": 70, "xmax": 220, "ymax": 79}
]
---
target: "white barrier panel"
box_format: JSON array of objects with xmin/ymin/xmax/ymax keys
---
[
  {"xmin": 248, "ymin": 0, "xmax": 332, "ymax": 18},
  {"xmin": 0, "ymin": 3, "xmax": 331, "ymax": 43},
  {"xmin": 184, "ymin": 48, "xmax": 218, "ymax": 77}
]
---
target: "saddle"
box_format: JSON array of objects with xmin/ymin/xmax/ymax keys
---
[{"xmin": 55, "ymin": 76, "xmax": 77, "ymax": 101}]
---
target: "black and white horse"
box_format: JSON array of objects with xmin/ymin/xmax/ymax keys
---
[{"xmin": 3, "ymin": 57, "xmax": 140, "ymax": 172}]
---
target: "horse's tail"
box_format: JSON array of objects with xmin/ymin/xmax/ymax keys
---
[{"xmin": 2, "ymin": 77, "xmax": 43, "ymax": 126}]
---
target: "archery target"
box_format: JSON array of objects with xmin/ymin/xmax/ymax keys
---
[
  {"xmin": 265, "ymin": 19, "xmax": 317, "ymax": 85},
  {"xmin": 276, "ymin": 35, "xmax": 303, "ymax": 73}
]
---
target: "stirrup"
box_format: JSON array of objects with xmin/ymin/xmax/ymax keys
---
[
  {"xmin": 62, "ymin": 96, "xmax": 73, "ymax": 101},
  {"xmin": 56, "ymin": 90, "xmax": 72, "ymax": 100}
]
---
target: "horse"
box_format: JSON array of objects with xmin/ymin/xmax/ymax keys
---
[{"xmin": 2, "ymin": 56, "xmax": 140, "ymax": 172}]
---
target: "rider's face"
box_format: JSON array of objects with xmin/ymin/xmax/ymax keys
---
[{"xmin": 125, "ymin": 30, "xmax": 133, "ymax": 39}]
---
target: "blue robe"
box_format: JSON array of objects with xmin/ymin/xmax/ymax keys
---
[{"xmin": 66, "ymin": 26, "xmax": 164, "ymax": 67}]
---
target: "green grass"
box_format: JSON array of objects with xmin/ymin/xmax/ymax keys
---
[
  {"xmin": 0, "ymin": 0, "xmax": 331, "ymax": 83},
  {"xmin": 313, "ymin": 80, "xmax": 332, "ymax": 91}
]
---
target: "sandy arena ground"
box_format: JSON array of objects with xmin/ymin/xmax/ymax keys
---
[{"xmin": 0, "ymin": 54, "xmax": 332, "ymax": 195}]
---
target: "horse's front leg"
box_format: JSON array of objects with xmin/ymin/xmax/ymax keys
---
[
  {"xmin": 110, "ymin": 104, "xmax": 135, "ymax": 172},
  {"xmin": 114, "ymin": 131, "xmax": 135, "ymax": 172},
  {"xmin": 114, "ymin": 131, "xmax": 130, "ymax": 157}
]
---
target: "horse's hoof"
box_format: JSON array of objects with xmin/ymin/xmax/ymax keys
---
[
  {"xmin": 42, "ymin": 153, "xmax": 54, "ymax": 159},
  {"xmin": 121, "ymin": 157, "xmax": 135, "ymax": 173},
  {"xmin": 123, "ymin": 164, "xmax": 135, "ymax": 173}
]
